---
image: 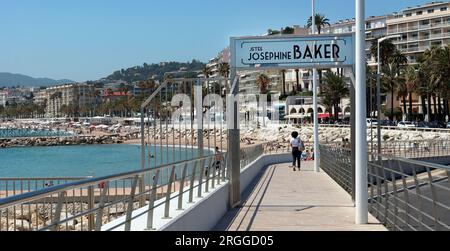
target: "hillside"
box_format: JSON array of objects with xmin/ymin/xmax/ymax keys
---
[
  {"xmin": 106, "ymin": 60, "xmax": 205, "ymax": 82},
  {"xmin": 0, "ymin": 72, "xmax": 74, "ymax": 88}
]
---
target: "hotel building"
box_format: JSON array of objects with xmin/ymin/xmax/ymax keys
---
[
  {"xmin": 387, "ymin": 1, "xmax": 450, "ymax": 64},
  {"xmin": 387, "ymin": 1, "xmax": 450, "ymax": 116},
  {"xmin": 45, "ymin": 84, "xmax": 95, "ymax": 117}
]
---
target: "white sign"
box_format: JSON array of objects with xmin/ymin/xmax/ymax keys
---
[{"xmin": 231, "ymin": 34, "xmax": 354, "ymax": 69}]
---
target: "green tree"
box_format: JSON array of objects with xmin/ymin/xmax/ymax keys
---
[
  {"xmin": 371, "ymin": 39, "xmax": 397, "ymax": 66},
  {"xmin": 403, "ymin": 65, "xmax": 419, "ymax": 121},
  {"xmin": 307, "ymin": 14, "xmax": 330, "ymax": 34},
  {"xmin": 256, "ymin": 74, "xmax": 270, "ymax": 95},
  {"xmin": 381, "ymin": 50, "xmax": 407, "ymax": 121},
  {"xmin": 321, "ymin": 72, "xmax": 349, "ymax": 121},
  {"xmin": 218, "ymin": 62, "xmax": 230, "ymax": 78},
  {"xmin": 281, "ymin": 26, "xmax": 295, "ymax": 34}
]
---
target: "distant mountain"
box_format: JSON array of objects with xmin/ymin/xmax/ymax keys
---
[
  {"xmin": 106, "ymin": 60, "xmax": 206, "ymax": 83},
  {"xmin": 0, "ymin": 72, "xmax": 75, "ymax": 88}
]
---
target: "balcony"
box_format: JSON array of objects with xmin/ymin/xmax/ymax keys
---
[
  {"xmin": 399, "ymin": 46, "xmax": 429, "ymax": 53},
  {"xmin": 430, "ymin": 32, "xmax": 450, "ymax": 39}
]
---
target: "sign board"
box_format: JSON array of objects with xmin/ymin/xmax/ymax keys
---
[{"xmin": 230, "ymin": 34, "xmax": 354, "ymax": 69}]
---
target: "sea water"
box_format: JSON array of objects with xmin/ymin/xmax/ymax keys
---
[
  {"xmin": 0, "ymin": 144, "xmax": 200, "ymax": 178},
  {"xmin": 0, "ymin": 128, "xmax": 74, "ymax": 138}
]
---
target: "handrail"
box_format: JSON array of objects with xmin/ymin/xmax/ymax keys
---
[
  {"xmin": 0, "ymin": 155, "xmax": 216, "ymax": 210},
  {"xmin": 376, "ymin": 154, "xmax": 450, "ymax": 171},
  {"xmin": 318, "ymin": 124, "xmax": 450, "ymax": 133},
  {"xmin": 320, "ymin": 143, "xmax": 450, "ymax": 231},
  {"xmin": 0, "ymin": 177, "xmax": 90, "ymax": 181}
]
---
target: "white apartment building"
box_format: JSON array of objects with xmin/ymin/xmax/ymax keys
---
[
  {"xmin": 0, "ymin": 91, "xmax": 6, "ymax": 107},
  {"xmin": 33, "ymin": 90, "xmax": 47, "ymax": 105},
  {"xmin": 322, "ymin": 15, "xmax": 388, "ymax": 64},
  {"xmin": 45, "ymin": 84, "xmax": 95, "ymax": 117},
  {"xmin": 387, "ymin": 1, "xmax": 450, "ymax": 64}
]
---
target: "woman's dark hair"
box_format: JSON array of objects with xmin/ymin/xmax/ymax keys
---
[{"xmin": 291, "ymin": 131, "xmax": 299, "ymax": 138}]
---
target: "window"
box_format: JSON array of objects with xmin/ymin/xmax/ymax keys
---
[
  {"xmin": 406, "ymin": 13, "xmax": 412, "ymax": 17},
  {"xmin": 428, "ymin": 9, "xmax": 434, "ymax": 14},
  {"xmin": 441, "ymin": 7, "xmax": 447, "ymax": 11},
  {"xmin": 416, "ymin": 11, "xmax": 423, "ymax": 15}
]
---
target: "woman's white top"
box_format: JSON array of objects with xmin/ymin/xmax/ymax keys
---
[{"xmin": 290, "ymin": 138, "xmax": 300, "ymax": 148}]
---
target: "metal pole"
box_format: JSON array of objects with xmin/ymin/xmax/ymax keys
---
[
  {"xmin": 312, "ymin": 0, "xmax": 320, "ymax": 173},
  {"xmin": 355, "ymin": 0, "xmax": 368, "ymax": 224},
  {"xmin": 139, "ymin": 107, "xmax": 146, "ymax": 207},
  {"xmin": 228, "ymin": 39, "xmax": 241, "ymax": 208},
  {"xmin": 350, "ymin": 70, "xmax": 356, "ymax": 202},
  {"xmin": 377, "ymin": 42, "xmax": 382, "ymax": 158},
  {"xmin": 196, "ymin": 81, "xmax": 204, "ymax": 158}
]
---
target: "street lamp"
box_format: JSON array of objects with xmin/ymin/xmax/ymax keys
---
[{"xmin": 376, "ymin": 35, "xmax": 401, "ymax": 157}]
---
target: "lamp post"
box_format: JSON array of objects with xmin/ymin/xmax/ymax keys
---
[
  {"xmin": 312, "ymin": 0, "xmax": 320, "ymax": 173},
  {"xmin": 376, "ymin": 35, "xmax": 401, "ymax": 156}
]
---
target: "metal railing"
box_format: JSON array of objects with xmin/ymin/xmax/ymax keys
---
[
  {"xmin": 368, "ymin": 140, "xmax": 450, "ymax": 159},
  {"xmin": 320, "ymin": 144, "xmax": 353, "ymax": 194},
  {"xmin": 0, "ymin": 177, "xmax": 90, "ymax": 199},
  {"xmin": 0, "ymin": 154, "xmax": 229, "ymax": 231},
  {"xmin": 262, "ymin": 140, "xmax": 315, "ymax": 155},
  {"xmin": 240, "ymin": 144, "xmax": 264, "ymax": 169},
  {"xmin": 319, "ymin": 123, "xmax": 450, "ymax": 133},
  {"xmin": 368, "ymin": 155, "xmax": 450, "ymax": 231},
  {"xmin": 319, "ymin": 143, "xmax": 450, "ymax": 231}
]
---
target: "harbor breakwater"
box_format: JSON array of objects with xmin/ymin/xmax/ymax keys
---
[{"xmin": 0, "ymin": 135, "xmax": 135, "ymax": 148}]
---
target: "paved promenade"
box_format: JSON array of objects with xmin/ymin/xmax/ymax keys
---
[{"xmin": 215, "ymin": 161, "xmax": 387, "ymax": 231}]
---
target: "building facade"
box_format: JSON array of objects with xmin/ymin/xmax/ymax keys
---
[
  {"xmin": 45, "ymin": 84, "xmax": 95, "ymax": 117},
  {"xmin": 0, "ymin": 91, "xmax": 6, "ymax": 107},
  {"xmin": 387, "ymin": 1, "xmax": 450, "ymax": 64},
  {"xmin": 386, "ymin": 1, "xmax": 450, "ymax": 117}
]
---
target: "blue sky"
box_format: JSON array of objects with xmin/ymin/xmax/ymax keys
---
[{"xmin": 0, "ymin": 0, "xmax": 433, "ymax": 81}]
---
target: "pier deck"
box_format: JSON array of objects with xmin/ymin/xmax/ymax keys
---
[{"xmin": 215, "ymin": 161, "xmax": 387, "ymax": 231}]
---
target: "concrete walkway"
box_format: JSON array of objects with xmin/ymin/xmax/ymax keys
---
[{"xmin": 215, "ymin": 161, "xmax": 387, "ymax": 231}]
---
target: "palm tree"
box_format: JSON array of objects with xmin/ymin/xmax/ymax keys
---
[
  {"xmin": 366, "ymin": 64, "xmax": 377, "ymax": 117},
  {"xmin": 404, "ymin": 66, "xmax": 418, "ymax": 121},
  {"xmin": 257, "ymin": 74, "xmax": 270, "ymax": 127},
  {"xmin": 218, "ymin": 62, "xmax": 230, "ymax": 95},
  {"xmin": 281, "ymin": 26, "xmax": 295, "ymax": 34},
  {"xmin": 307, "ymin": 14, "xmax": 330, "ymax": 88},
  {"xmin": 294, "ymin": 69, "xmax": 300, "ymax": 93},
  {"xmin": 218, "ymin": 62, "xmax": 230, "ymax": 78},
  {"xmin": 419, "ymin": 45, "xmax": 447, "ymax": 121},
  {"xmin": 202, "ymin": 66, "xmax": 212, "ymax": 95},
  {"xmin": 256, "ymin": 74, "xmax": 270, "ymax": 95},
  {"xmin": 438, "ymin": 45, "xmax": 450, "ymax": 119},
  {"xmin": 382, "ymin": 62, "xmax": 402, "ymax": 121},
  {"xmin": 371, "ymin": 39, "xmax": 397, "ymax": 66},
  {"xmin": 202, "ymin": 66, "xmax": 211, "ymax": 79},
  {"xmin": 307, "ymin": 14, "xmax": 330, "ymax": 34},
  {"xmin": 281, "ymin": 70, "xmax": 287, "ymax": 96},
  {"xmin": 321, "ymin": 72, "xmax": 349, "ymax": 121},
  {"xmin": 138, "ymin": 79, "xmax": 156, "ymax": 99},
  {"xmin": 382, "ymin": 50, "xmax": 407, "ymax": 121}
]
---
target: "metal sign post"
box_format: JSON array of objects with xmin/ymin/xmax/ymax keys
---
[{"xmin": 355, "ymin": 0, "xmax": 369, "ymax": 225}]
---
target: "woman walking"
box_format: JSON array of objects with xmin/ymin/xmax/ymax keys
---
[{"xmin": 290, "ymin": 131, "xmax": 304, "ymax": 171}]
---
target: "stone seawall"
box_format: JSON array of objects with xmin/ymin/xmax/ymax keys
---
[{"xmin": 0, "ymin": 135, "xmax": 134, "ymax": 148}]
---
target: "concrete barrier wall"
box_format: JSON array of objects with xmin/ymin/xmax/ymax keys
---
[
  {"xmin": 414, "ymin": 156, "xmax": 450, "ymax": 166},
  {"xmin": 160, "ymin": 153, "xmax": 291, "ymax": 231}
]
